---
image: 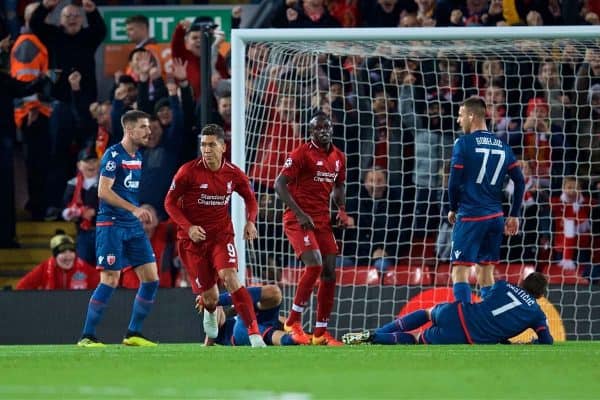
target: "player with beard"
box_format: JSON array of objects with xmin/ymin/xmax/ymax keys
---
[{"xmin": 78, "ymin": 110, "xmax": 159, "ymax": 347}]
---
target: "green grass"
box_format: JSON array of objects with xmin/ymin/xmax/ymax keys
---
[{"xmin": 1, "ymin": 343, "xmax": 599, "ymax": 399}]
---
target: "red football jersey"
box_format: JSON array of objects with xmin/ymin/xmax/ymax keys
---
[
  {"xmin": 280, "ymin": 140, "xmax": 346, "ymax": 226},
  {"xmin": 165, "ymin": 158, "xmax": 258, "ymax": 239}
]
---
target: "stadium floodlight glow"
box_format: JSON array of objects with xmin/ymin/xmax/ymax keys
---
[{"xmin": 231, "ymin": 26, "xmax": 600, "ymax": 340}]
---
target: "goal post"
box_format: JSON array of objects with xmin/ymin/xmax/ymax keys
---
[{"xmin": 231, "ymin": 26, "xmax": 600, "ymax": 340}]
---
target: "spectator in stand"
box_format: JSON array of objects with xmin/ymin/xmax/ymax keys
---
[
  {"xmin": 30, "ymin": 0, "xmax": 106, "ymax": 220},
  {"xmin": 342, "ymin": 167, "xmax": 404, "ymax": 269},
  {"xmin": 480, "ymin": 0, "xmax": 506, "ymax": 26},
  {"xmin": 413, "ymin": 99, "xmax": 446, "ymax": 239},
  {"xmin": 211, "ymin": 80, "xmax": 232, "ymax": 160},
  {"xmin": 360, "ymin": 83, "xmax": 406, "ymax": 187},
  {"xmin": 10, "ymin": 2, "xmax": 52, "ymax": 221},
  {"xmin": 359, "ymin": 0, "xmax": 416, "ymax": 27},
  {"xmin": 484, "ymin": 84, "xmax": 520, "ymax": 146},
  {"xmin": 109, "ymin": 74, "xmax": 138, "ymax": 145},
  {"xmin": 522, "ymin": 97, "xmax": 574, "ymax": 192},
  {"xmin": 30, "ymin": 0, "xmax": 105, "ymax": 105},
  {"xmin": 502, "ymin": 0, "xmax": 562, "ymax": 25},
  {"xmin": 0, "ymin": 71, "xmax": 51, "ymax": 248},
  {"xmin": 121, "ymin": 204, "xmax": 184, "ymax": 289},
  {"xmin": 327, "ymin": 0, "xmax": 361, "ymax": 27},
  {"xmin": 576, "ymin": 48, "xmax": 600, "ymax": 192},
  {"xmin": 89, "ymin": 100, "xmax": 112, "ymax": 159},
  {"xmin": 62, "ymin": 147, "xmax": 99, "ymax": 266},
  {"xmin": 534, "ymin": 61, "xmax": 573, "ymax": 131},
  {"xmin": 414, "ymin": 0, "xmax": 451, "ymax": 26},
  {"xmin": 577, "ymin": 111, "xmax": 600, "ymax": 196},
  {"xmin": 398, "ymin": 13, "xmax": 421, "ymax": 27},
  {"xmin": 16, "ymin": 231, "xmax": 99, "ymax": 290},
  {"xmin": 504, "ymin": 160, "xmax": 551, "ymax": 265},
  {"xmin": 551, "ymin": 176, "xmax": 592, "ymax": 271},
  {"xmin": 249, "ymin": 94, "xmax": 304, "ymax": 192},
  {"xmin": 128, "ymin": 48, "xmax": 167, "ymax": 108},
  {"xmin": 171, "ymin": 18, "xmax": 229, "ymax": 102},
  {"xmin": 139, "ymin": 77, "xmax": 184, "ymax": 222},
  {"xmin": 124, "ymin": 15, "xmax": 161, "ymax": 72},
  {"xmin": 449, "ymin": 0, "xmax": 491, "ymax": 26},
  {"xmin": 271, "ymin": 0, "xmax": 341, "ymax": 28}
]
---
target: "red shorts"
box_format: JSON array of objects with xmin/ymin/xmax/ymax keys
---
[
  {"xmin": 284, "ymin": 220, "xmax": 338, "ymax": 258},
  {"xmin": 177, "ymin": 235, "xmax": 238, "ymax": 294}
]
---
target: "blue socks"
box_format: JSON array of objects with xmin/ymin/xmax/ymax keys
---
[
  {"xmin": 127, "ymin": 281, "xmax": 159, "ymax": 333},
  {"xmin": 372, "ymin": 332, "xmax": 417, "ymax": 345},
  {"xmin": 280, "ymin": 334, "xmax": 298, "ymax": 346},
  {"xmin": 376, "ymin": 310, "xmax": 429, "ymax": 335},
  {"xmin": 480, "ymin": 285, "xmax": 491, "ymax": 298},
  {"xmin": 82, "ymin": 283, "xmax": 115, "ymax": 337},
  {"xmin": 453, "ymin": 282, "xmax": 472, "ymax": 303},
  {"xmin": 218, "ymin": 287, "xmax": 261, "ymax": 307}
]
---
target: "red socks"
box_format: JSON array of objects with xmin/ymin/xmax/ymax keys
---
[
  {"xmin": 231, "ymin": 287, "xmax": 259, "ymax": 335},
  {"xmin": 286, "ymin": 265, "xmax": 322, "ymax": 326},
  {"xmin": 314, "ymin": 279, "xmax": 336, "ymax": 337}
]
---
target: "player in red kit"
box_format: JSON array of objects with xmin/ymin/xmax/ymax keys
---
[
  {"xmin": 275, "ymin": 111, "xmax": 351, "ymax": 346},
  {"xmin": 164, "ymin": 124, "xmax": 266, "ymax": 347}
]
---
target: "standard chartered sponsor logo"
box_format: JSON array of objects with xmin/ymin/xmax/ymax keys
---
[
  {"xmin": 197, "ymin": 193, "xmax": 231, "ymax": 206},
  {"xmin": 313, "ymin": 171, "xmax": 337, "ymax": 183}
]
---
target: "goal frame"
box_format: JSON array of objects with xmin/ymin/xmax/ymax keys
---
[{"xmin": 230, "ymin": 25, "xmax": 600, "ymax": 283}]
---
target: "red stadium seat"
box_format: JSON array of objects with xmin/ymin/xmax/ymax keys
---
[
  {"xmin": 543, "ymin": 264, "xmax": 590, "ymax": 285},
  {"xmin": 336, "ymin": 266, "xmax": 380, "ymax": 286},
  {"xmin": 279, "ymin": 266, "xmax": 380, "ymax": 286},
  {"xmin": 383, "ymin": 265, "xmax": 432, "ymax": 286}
]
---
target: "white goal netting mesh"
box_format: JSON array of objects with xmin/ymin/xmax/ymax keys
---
[{"xmin": 240, "ymin": 35, "xmax": 600, "ymax": 340}]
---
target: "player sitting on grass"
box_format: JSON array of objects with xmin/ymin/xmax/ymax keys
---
[
  {"xmin": 197, "ymin": 285, "xmax": 305, "ymax": 346},
  {"xmin": 342, "ymin": 272, "xmax": 553, "ymax": 345}
]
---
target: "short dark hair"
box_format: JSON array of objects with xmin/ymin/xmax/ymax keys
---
[
  {"xmin": 462, "ymin": 96, "xmax": 487, "ymax": 119},
  {"xmin": 201, "ymin": 123, "xmax": 225, "ymax": 142},
  {"xmin": 125, "ymin": 15, "xmax": 149, "ymax": 28},
  {"xmin": 311, "ymin": 110, "xmax": 330, "ymax": 123},
  {"xmin": 521, "ymin": 272, "xmax": 548, "ymax": 299},
  {"xmin": 121, "ymin": 110, "xmax": 150, "ymax": 129}
]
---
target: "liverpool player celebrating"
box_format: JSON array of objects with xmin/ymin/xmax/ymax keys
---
[
  {"xmin": 275, "ymin": 111, "xmax": 350, "ymax": 346},
  {"xmin": 164, "ymin": 124, "xmax": 266, "ymax": 347}
]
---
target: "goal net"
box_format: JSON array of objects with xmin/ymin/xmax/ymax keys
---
[{"xmin": 231, "ymin": 27, "xmax": 600, "ymax": 341}]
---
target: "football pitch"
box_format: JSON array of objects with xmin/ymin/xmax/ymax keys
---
[{"xmin": 1, "ymin": 342, "xmax": 599, "ymax": 400}]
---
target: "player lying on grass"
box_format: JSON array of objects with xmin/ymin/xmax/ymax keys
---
[
  {"xmin": 342, "ymin": 272, "xmax": 553, "ymax": 345},
  {"xmin": 197, "ymin": 285, "xmax": 305, "ymax": 346}
]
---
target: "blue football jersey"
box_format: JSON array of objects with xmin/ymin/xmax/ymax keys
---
[
  {"xmin": 461, "ymin": 280, "xmax": 549, "ymax": 344},
  {"xmin": 450, "ymin": 130, "xmax": 518, "ymax": 217},
  {"xmin": 97, "ymin": 143, "xmax": 143, "ymax": 227}
]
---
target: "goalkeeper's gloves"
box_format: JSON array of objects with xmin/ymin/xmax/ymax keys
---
[{"xmin": 336, "ymin": 207, "xmax": 351, "ymax": 227}]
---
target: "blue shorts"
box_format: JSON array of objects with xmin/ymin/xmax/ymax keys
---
[
  {"xmin": 96, "ymin": 224, "xmax": 155, "ymax": 270},
  {"xmin": 232, "ymin": 306, "xmax": 282, "ymax": 346},
  {"xmin": 421, "ymin": 302, "xmax": 468, "ymax": 345},
  {"xmin": 451, "ymin": 215, "xmax": 504, "ymax": 265}
]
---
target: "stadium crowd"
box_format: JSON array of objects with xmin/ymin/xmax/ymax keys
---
[{"xmin": 1, "ymin": 0, "xmax": 600, "ymax": 291}]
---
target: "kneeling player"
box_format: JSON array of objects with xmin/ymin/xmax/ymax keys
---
[
  {"xmin": 198, "ymin": 285, "xmax": 304, "ymax": 346},
  {"xmin": 342, "ymin": 272, "xmax": 553, "ymax": 345}
]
